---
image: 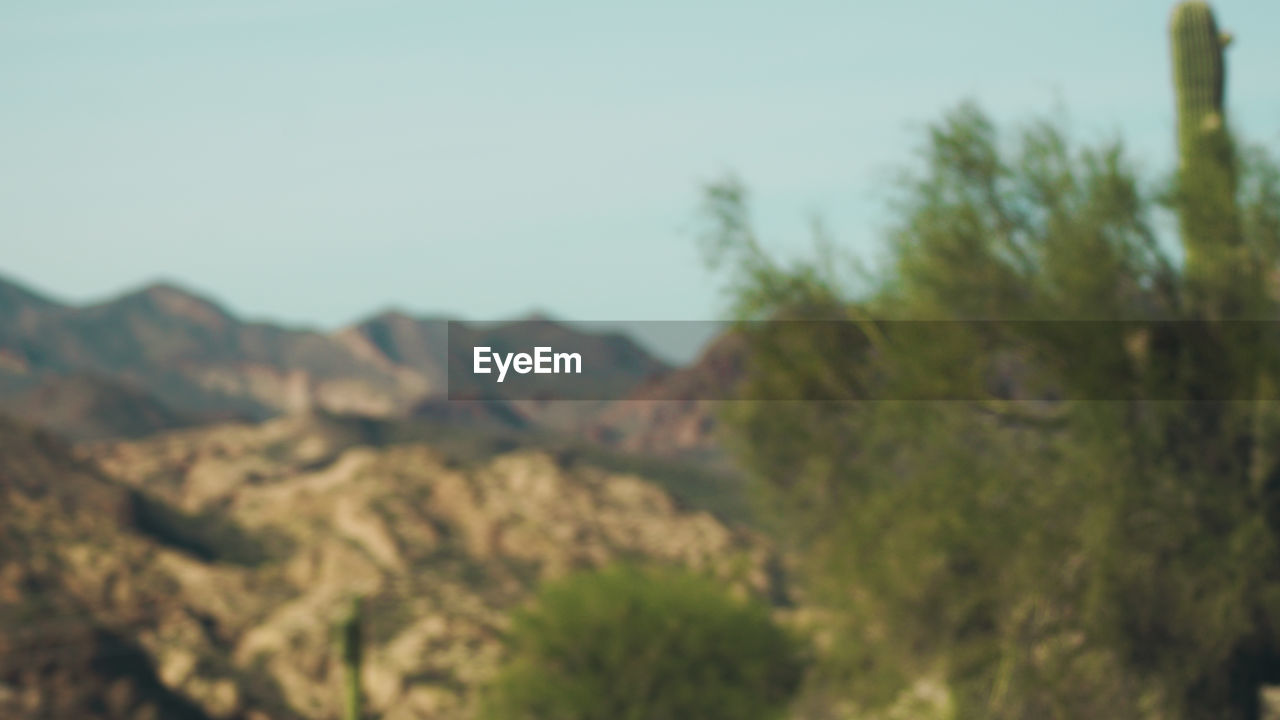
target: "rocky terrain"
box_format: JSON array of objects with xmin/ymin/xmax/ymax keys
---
[
  {"xmin": 0, "ymin": 274, "xmax": 733, "ymax": 462},
  {"xmin": 585, "ymin": 331, "xmax": 747, "ymax": 460},
  {"xmin": 2, "ymin": 409, "xmax": 776, "ymax": 719},
  {"xmin": 0, "ymin": 416, "xmax": 224, "ymax": 719},
  {"xmin": 0, "ymin": 272, "xmax": 770, "ymax": 718}
]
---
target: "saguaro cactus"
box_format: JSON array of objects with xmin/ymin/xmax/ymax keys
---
[
  {"xmin": 1171, "ymin": 1, "xmax": 1231, "ymax": 174},
  {"xmin": 1170, "ymin": 1, "xmax": 1247, "ymax": 313},
  {"xmin": 1171, "ymin": 2, "xmax": 1271, "ymax": 492},
  {"xmin": 337, "ymin": 596, "xmax": 364, "ymax": 720}
]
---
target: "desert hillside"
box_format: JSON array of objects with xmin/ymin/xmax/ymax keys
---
[{"xmin": 3, "ymin": 411, "xmax": 778, "ymax": 719}]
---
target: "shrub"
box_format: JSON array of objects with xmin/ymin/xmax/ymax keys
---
[{"xmin": 476, "ymin": 564, "xmax": 804, "ymax": 720}]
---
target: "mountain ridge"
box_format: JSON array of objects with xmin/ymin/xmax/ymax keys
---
[{"xmin": 0, "ymin": 273, "xmax": 723, "ymax": 457}]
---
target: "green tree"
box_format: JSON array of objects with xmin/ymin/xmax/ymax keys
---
[
  {"xmin": 476, "ymin": 564, "xmax": 805, "ymax": 720},
  {"xmin": 700, "ymin": 100, "xmax": 1280, "ymax": 717}
]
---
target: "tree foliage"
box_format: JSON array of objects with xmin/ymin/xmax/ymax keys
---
[{"xmin": 703, "ymin": 102, "xmax": 1280, "ymax": 719}]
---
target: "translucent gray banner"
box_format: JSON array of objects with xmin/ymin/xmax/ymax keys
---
[{"xmin": 446, "ymin": 320, "xmax": 1280, "ymax": 401}]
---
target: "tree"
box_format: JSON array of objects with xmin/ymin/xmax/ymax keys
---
[
  {"xmin": 700, "ymin": 95, "xmax": 1280, "ymax": 720},
  {"xmin": 476, "ymin": 564, "xmax": 805, "ymax": 720}
]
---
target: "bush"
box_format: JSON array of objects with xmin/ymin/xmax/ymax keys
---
[{"xmin": 476, "ymin": 564, "xmax": 805, "ymax": 720}]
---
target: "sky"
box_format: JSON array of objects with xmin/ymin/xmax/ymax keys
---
[{"xmin": 2, "ymin": 1, "xmax": 1278, "ymax": 361}]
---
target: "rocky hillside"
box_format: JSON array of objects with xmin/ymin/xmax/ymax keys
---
[
  {"xmin": 3, "ymin": 411, "xmax": 777, "ymax": 719},
  {"xmin": 0, "ymin": 275, "xmax": 674, "ymax": 444},
  {"xmin": 2, "ymin": 372, "xmax": 207, "ymax": 441},
  {"xmin": 0, "ymin": 277, "xmax": 415, "ymax": 423},
  {"xmin": 0, "ymin": 417, "xmax": 230, "ymax": 719},
  {"xmin": 586, "ymin": 331, "xmax": 747, "ymax": 461}
]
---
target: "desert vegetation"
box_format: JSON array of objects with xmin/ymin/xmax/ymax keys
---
[{"xmin": 697, "ymin": 2, "xmax": 1280, "ymax": 717}]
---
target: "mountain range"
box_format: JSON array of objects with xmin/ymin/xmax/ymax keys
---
[
  {"xmin": 0, "ymin": 273, "xmax": 730, "ymax": 456},
  {"xmin": 0, "ymin": 271, "xmax": 771, "ymax": 718}
]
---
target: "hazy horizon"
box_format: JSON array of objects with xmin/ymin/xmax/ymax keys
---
[{"xmin": 4, "ymin": 0, "xmax": 1279, "ymax": 362}]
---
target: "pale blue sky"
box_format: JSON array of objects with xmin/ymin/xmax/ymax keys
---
[{"xmin": 2, "ymin": 1, "xmax": 1278, "ymax": 360}]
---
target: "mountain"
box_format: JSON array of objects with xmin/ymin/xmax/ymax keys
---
[
  {"xmin": 0, "ymin": 271, "xmax": 62, "ymax": 328},
  {"xmin": 333, "ymin": 310, "xmax": 451, "ymax": 383},
  {"xmin": 587, "ymin": 331, "xmax": 748, "ymax": 461},
  {"xmin": 0, "ymin": 274, "xmax": 786, "ymax": 717},
  {"xmin": 340, "ymin": 312, "xmax": 671, "ymax": 401},
  {"xmin": 0, "ymin": 275, "xmax": 672, "ymax": 443},
  {"xmin": 4, "ymin": 372, "xmax": 209, "ymax": 441},
  {"xmin": 11, "ymin": 280, "xmax": 423, "ymax": 416}
]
